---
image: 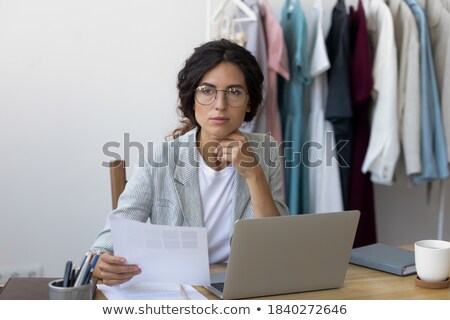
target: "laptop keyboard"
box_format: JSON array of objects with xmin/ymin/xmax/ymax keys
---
[{"xmin": 211, "ymin": 282, "xmax": 225, "ymax": 293}]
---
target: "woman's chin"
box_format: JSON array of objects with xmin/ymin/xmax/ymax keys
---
[{"xmin": 200, "ymin": 127, "xmax": 236, "ymax": 141}]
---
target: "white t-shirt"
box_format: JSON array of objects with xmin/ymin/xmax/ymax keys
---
[
  {"xmin": 308, "ymin": 0, "xmax": 343, "ymax": 213},
  {"xmin": 198, "ymin": 154, "xmax": 236, "ymax": 264}
]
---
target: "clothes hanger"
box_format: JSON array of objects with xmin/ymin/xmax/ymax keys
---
[
  {"xmin": 346, "ymin": 0, "xmax": 371, "ymax": 16},
  {"xmin": 345, "ymin": 0, "xmax": 360, "ymax": 13},
  {"xmin": 210, "ymin": 0, "xmax": 257, "ymax": 24},
  {"xmin": 207, "ymin": 0, "xmax": 256, "ymax": 44}
]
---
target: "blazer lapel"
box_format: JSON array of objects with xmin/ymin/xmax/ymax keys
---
[
  {"xmin": 231, "ymin": 172, "xmax": 251, "ymax": 223},
  {"xmin": 173, "ymin": 129, "xmax": 204, "ymax": 227},
  {"xmin": 231, "ymin": 132, "xmax": 253, "ymax": 223},
  {"xmin": 173, "ymin": 129, "xmax": 253, "ymax": 226}
]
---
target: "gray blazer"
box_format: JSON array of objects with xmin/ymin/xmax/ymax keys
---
[{"xmin": 90, "ymin": 128, "xmax": 289, "ymax": 253}]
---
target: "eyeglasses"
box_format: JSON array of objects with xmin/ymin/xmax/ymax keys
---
[{"xmin": 194, "ymin": 85, "xmax": 248, "ymax": 108}]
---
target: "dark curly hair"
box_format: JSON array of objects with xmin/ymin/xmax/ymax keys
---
[{"xmin": 171, "ymin": 39, "xmax": 264, "ymax": 138}]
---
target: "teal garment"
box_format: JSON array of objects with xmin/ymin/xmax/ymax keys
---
[
  {"xmin": 405, "ymin": 0, "xmax": 449, "ymax": 183},
  {"xmin": 279, "ymin": 0, "xmax": 310, "ymax": 214}
]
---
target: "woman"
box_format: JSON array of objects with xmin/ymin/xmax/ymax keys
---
[{"xmin": 90, "ymin": 39, "xmax": 289, "ymax": 286}]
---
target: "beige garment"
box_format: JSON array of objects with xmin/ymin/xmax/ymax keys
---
[
  {"xmin": 361, "ymin": 0, "xmax": 399, "ymax": 185},
  {"xmin": 420, "ymin": 0, "xmax": 450, "ymax": 161},
  {"xmin": 388, "ymin": 0, "xmax": 421, "ymax": 175}
]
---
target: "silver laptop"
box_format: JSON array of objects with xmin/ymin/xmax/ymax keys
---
[{"xmin": 205, "ymin": 210, "xmax": 360, "ymax": 299}]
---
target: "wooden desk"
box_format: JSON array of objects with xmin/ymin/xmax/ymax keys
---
[
  {"xmin": 0, "ymin": 277, "xmax": 58, "ymax": 300},
  {"xmin": 2, "ymin": 264, "xmax": 448, "ymax": 300},
  {"xmin": 94, "ymin": 263, "xmax": 450, "ymax": 300},
  {"xmin": 245, "ymin": 264, "xmax": 449, "ymax": 300}
]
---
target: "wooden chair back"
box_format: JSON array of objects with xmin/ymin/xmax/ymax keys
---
[{"xmin": 109, "ymin": 160, "xmax": 126, "ymax": 210}]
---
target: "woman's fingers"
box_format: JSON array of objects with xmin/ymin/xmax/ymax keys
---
[{"xmin": 97, "ymin": 253, "xmax": 141, "ymax": 286}]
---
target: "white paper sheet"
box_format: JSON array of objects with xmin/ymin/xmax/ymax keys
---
[
  {"xmin": 97, "ymin": 283, "xmax": 207, "ymax": 300},
  {"xmin": 109, "ymin": 216, "xmax": 210, "ymax": 288}
]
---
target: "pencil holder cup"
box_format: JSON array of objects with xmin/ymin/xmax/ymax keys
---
[{"xmin": 48, "ymin": 279, "xmax": 94, "ymax": 300}]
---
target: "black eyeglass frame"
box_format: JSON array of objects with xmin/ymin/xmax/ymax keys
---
[{"xmin": 194, "ymin": 85, "xmax": 249, "ymax": 108}]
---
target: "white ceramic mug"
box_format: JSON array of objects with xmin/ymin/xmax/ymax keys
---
[{"xmin": 415, "ymin": 240, "xmax": 450, "ymax": 282}]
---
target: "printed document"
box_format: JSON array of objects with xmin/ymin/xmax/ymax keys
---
[
  {"xmin": 97, "ymin": 283, "xmax": 207, "ymax": 300},
  {"xmin": 109, "ymin": 216, "xmax": 210, "ymax": 288}
]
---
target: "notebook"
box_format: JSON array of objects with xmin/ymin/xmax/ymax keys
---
[
  {"xmin": 205, "ymin": 210, "xmax": 360, "ymax": 299},
  {"xmin": 349, "ymin": 243, "xmax": 416, "ymax": 276}
]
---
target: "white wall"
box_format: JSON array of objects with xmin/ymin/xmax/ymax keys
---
[
  {"xmin": 0, "ymin": 0, "xmax": 449, "ymax": 280},
  {"xmin": 0, "ymin": 0, "xmax": 206, "ymax": 278}
]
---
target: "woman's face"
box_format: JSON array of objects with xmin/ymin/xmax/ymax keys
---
[{"xmin": 194, "ymin": 61, "xmax": 250, "ymax": 143}]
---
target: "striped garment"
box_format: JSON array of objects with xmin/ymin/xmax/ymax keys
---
[{"xmin": 90, "ymin": 128, "xmax": 289, "ymax": 254}]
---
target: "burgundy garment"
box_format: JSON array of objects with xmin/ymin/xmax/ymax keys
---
[{"xmin": 348, "ymin": 0, "xmax": 377, "ymax": 247}]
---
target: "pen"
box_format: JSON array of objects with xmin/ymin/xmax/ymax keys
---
[
  {"xmin": 63, "ymin": 260, "xmax": 72, "ymax": 287},
  {"xmin": 82, "ymin": 254, "xmax": 99, "ymax": 285},
  {"xmin": 74, "ymin": 253, "xmax": 88, "ymax": 283},
  {"xmin": 179, "ymin": 284, "xmax": 189, "ymax": 300},
  {"xmin": 74, "ymin": 252, "xmax": 92, "ymax": 287},
  {"xmin": 90, "ymin": 254, "xmax": 100, "ymax": 270},
  {"xmin": 69, "ymin": 266, "xmax": 76, "ymax": 287}
]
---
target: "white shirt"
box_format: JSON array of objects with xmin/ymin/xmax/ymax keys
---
[
  {"xmin": 198, "ymin": 154, "xmax": 236, "ymax": 264},
  {"xmin": 361, "ymin": 0, "xmax": 399, "ymax": 185},
  {"xmin": 308, "ymin": 0, "xmax": 344, "ymax": 213}
]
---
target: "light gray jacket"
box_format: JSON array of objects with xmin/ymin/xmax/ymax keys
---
[{"xmin": 90, "ymin": 128, "xmax": 289, "ymax": 253}]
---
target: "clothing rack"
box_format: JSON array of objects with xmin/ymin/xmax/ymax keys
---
[{"xmin": 204, "ymin": 0, "xmax": 449, "ymax": 241}]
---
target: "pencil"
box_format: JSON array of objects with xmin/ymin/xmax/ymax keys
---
[{"xmin": 179, "ymin": 284, "xmax": 189, "ymax": 300}]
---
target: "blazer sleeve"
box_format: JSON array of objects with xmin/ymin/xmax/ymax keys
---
[
  {"xmin": 267, "ymin": 134, "xmax": 290, "ymax": 216},
  {"xmin": 89, "ymin": 161, "xmax": 155, "ymax": 254}
]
